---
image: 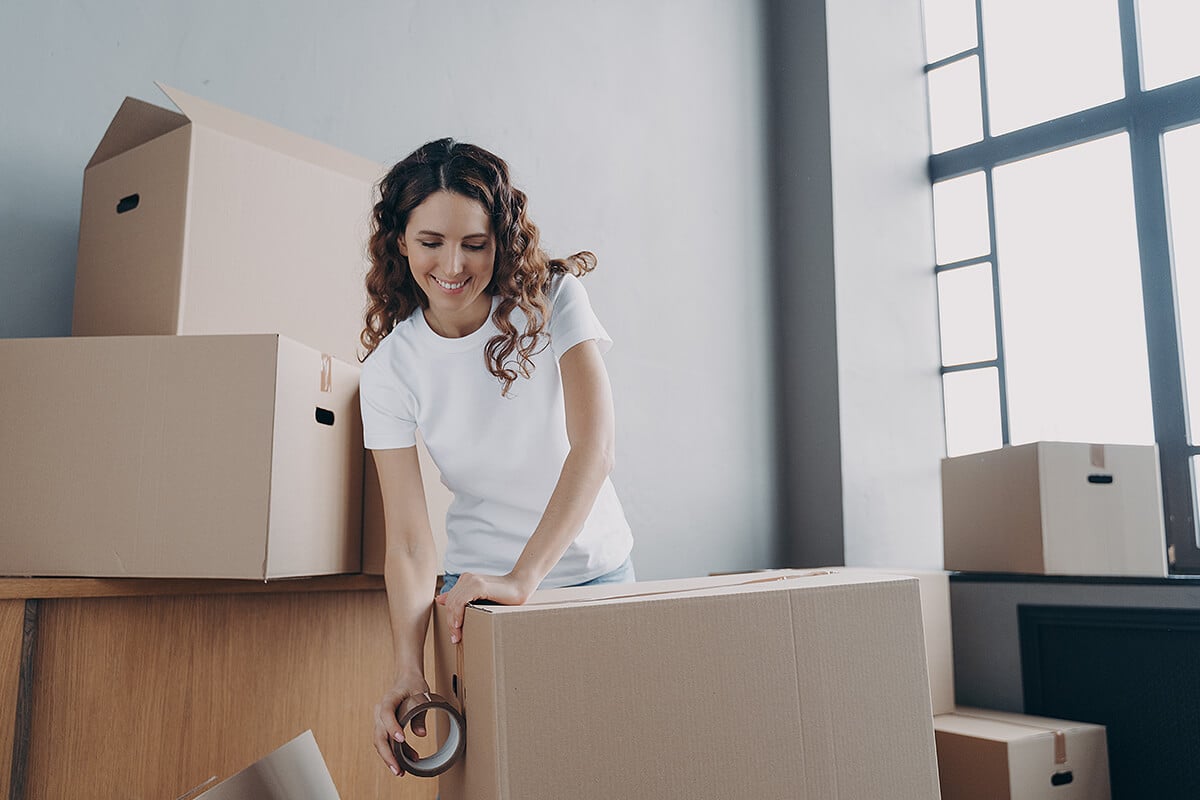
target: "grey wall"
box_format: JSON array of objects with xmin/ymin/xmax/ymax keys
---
[
  {"xmin": 767, "ymin": 0, "xmax": 945, "ymax": 569},
  {"xmin": 0, "ymin": 0, "xmax": 776, "ymax": 580},
  {"xmin": 950, "ymin": 577, "xmax": 1200, "ymax": 711}
]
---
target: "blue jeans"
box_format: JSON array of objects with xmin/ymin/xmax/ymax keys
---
[{"xmin": 439, "ymin": 556, "xmax": 635, "ymax": 595}]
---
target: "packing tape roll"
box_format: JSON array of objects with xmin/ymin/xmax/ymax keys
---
[{"xmin": 393, "ymin": 692, "xmax": 466, "ymax": 778}]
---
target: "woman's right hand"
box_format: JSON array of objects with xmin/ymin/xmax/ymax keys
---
[{"xmin": 373, "ymin": 677, "xmax": 431, "ymax": 776}]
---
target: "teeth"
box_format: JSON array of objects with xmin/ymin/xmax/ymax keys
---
[{"xmin": 434, "ymin": 277, "xmax": 466, "ymax": 290}]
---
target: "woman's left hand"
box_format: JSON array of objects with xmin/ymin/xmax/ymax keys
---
[{"xmin": 435, "ymin": 571, "xmax": 537, "ymax": 644}]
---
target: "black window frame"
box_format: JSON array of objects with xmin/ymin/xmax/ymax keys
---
[{"xmin": 927, "ymin": 0, "xmax": 1200, "ymax": 573}]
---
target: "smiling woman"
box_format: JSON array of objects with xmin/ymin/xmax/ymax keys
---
[{"xmin": 357, "ymin": 138, "xmax": 634, "ymax": 779}]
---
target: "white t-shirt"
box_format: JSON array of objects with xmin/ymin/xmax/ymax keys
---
[{"xmin": 360, "ymin": 273, "xmax": 633, "ymax": 588}]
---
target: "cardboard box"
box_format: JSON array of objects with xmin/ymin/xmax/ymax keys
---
[
  {"xmin": 72, "ymin": 83, "xmax": 383, "ymax": 366},
  {"xmin": 0, "ymin": 334, "xmax": 362, "ymax": 579},
  {"xmin": 823, "ymin": 567, "xmax": 955, "ymax": 715},
  {"xmin": 187, "ymin": 730, "xmax": 341, "ymax": 799},
  {"xmin": 942, "ymin": 442, "xmax": 1168, "ymax": 577},
  {"xmin": 934, "ymin": 707, "xmax": 1110, "ymax": 800},
  {"xmin": 429, "ymin": 570, "xmax": 942, "ymax": 800}
]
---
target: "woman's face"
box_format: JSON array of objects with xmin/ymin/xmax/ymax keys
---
[{"xmin": 398, "ymin": 190, "xmax": 496, "ymax": 337}]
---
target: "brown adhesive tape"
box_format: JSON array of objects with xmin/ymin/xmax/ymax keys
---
[{"xmin": 393, "ymin": 692, "xmax": 466, "ymax": 778}]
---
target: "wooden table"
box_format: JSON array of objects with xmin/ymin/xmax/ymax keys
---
[{"xmin": 0, "ymin": 575, "xmax": 437, "ymax": 799}]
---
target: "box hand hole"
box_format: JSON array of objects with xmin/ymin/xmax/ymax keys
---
[
  {"xmin": 116, "ymin": 193, "xmax": 139, "ymax": 214},
  {"xmin": 315, "ymin": 407, "xmax": 335, "ymax": 426},
  {"xmin": 1050, "ymin": 770, "xmax": 1074, "ymax": 786},
  {"xmin": 1087, "ymin": 474, "xmax": 1114, "ymax": 485}
]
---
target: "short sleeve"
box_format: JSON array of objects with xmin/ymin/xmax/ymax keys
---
[
  {"xmin": 359, "ymin": 351, "xmax": 418, "ymax": 449},
  {"xmin": 547, "ymin": 273, "xmax": 612, "ymax": 360}
]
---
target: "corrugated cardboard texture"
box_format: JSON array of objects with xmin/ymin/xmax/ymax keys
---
[
  {"xmin": 195, "ymin": 731, "xmax": 341, "ymax": 800},
  {"xmin": 266, "ymin": 336, "xmax": 363, "ymax": 577},
  {"xmin": 942, "ymin": 442, "xmax": 1167, "ymax": 577},
  {"xmin": 823, "ymin": 567, "xmax": 955, "ymax": 715},
  {"xmin": 934, "ymin": 708, "xmax": 1110, "ymax": 800},
  {"xmin": 72, "ymin": 84, "xmax": 384, "ymax": 366},
  {"xmin": 1037, "ymin": 443, "xmax": 1166, "ymax": 576},
  {"xmin": 433, "ymin": 571, "xmax": 940, "ymax": 800},
  {"xmin": 942, "ymin": 442, "xmax": 1044, "ymax": 573},
  {"xmin": 0, "ymin": 335, "xmax": 362, "ymax": 579},
  {"xmin": 74, "ymin": 124, "xmax": 192, "ymax": 337}
]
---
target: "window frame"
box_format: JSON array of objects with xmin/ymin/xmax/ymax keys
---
[{"xmin": 927, "ymin": 0, "xmax": 1200, "ymax": 573}]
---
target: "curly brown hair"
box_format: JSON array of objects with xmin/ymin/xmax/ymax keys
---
[{"xmin": 360, "ymin": 138, "xmax": 596, "ymax": 396}]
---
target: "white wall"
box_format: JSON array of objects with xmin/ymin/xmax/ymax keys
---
[
  {"xmin": 826, "ymin": 0, "xmax": 945, "ymax": 567},
  {"xmin": 768, "ymin": 0, "xmax": 945, "ymax": 569},
  {"xmin": 0, "ymin": 0, "xmax": 776, "ymax": 579}
]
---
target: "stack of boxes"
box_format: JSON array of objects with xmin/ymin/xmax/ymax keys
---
[
  {"xmin": 929, "ymin": 440, "xmax": 1170, "ymax": 798},
  {"xmin": 0, "ymin": 82, "xmax": 444, "ymax": 579}
]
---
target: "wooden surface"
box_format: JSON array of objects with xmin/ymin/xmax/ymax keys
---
[
  {"xmin": 0, "ymin": 599, "xmax": 24, "ymax": 800},
  {"xmin": 19, "ymin": 588, "xmax": 436, "ymax": 799},
  {"xmin": 0, "ymin": 573, "xmax": 384, "ymax": 601}
]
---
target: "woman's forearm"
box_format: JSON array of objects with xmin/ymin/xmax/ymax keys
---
[{"xmin": 384, "ymin": 541, "xmax": 440, "ymax": 682}]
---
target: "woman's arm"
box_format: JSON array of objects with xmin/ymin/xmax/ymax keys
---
[
  {"xmin": 436, "ymin": 338, "xmax": 615, "ymax": 641},
  {"xmin": 370, "ymin": 446, "xmax": 440, "ymax": 776}
]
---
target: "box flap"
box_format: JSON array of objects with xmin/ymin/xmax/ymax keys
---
[
  {"xmin": 155, "ymin": 82, "xmax": 383, "ymax": 182},
  {"xmin": 88, "ymin": 96, "xmax": 188, "ymax": 167},
  {"xmin": 472, "ymin": 569, "xmax": 906, "ymax": 614},
  {"xmin": 194, "ymin": 731, "xmax": 340, "ymax": 799}
]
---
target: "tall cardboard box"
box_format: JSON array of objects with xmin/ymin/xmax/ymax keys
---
[
  {"xmin": 934, "ymin": 707, "xmax": 1110, "ymax": 800},
  {"xmin": 72, "ymin": 83, "xmax": 383, "ymax": 366},
  {"xmin": 429, "ymin": 570, "xmax": 942, "ymax": 800},
  {"xmin": 942, "ymin": 442, "xmax": 1168, "ymax": 577},
  {"xmin": 0, "ymin": 334, "xmax": 362, "ymax": 579}
]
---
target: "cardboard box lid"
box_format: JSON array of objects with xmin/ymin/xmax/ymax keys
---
[
  {"xmin": 473, "ymin": 568, "xmax": 896, "ymax": 615},
  {"xmin": 88, "ymin": 83, "xmax": 381, "ymax": 182},
  {"xmin": 88, "ymin": 95, "xmax": 188, "ymax": 167},
  {"xmin": 190, "ymin": 731, "xmax": 340, "ymax": 800}
]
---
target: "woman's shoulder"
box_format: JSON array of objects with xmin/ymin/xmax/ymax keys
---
[{"xmin": 360, "ymin": 315, "xmax": 421, "ymax": 378}]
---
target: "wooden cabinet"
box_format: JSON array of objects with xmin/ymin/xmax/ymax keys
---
[{"xmin": 0, "ymin": 577, "xmax": 436, "ymax": 799}]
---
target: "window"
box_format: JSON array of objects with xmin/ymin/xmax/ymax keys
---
[{"xmin": 923, "ymin": 0, "xmax": 1200, "ymax": 572}]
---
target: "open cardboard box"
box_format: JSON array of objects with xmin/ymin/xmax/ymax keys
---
[
  {"xmin": 72, "ymin": 82, "xmax": 383, "ymax": 366},
  {"xmin": 0, "ymin": 334, "xmax": 363, "ymax": 579},
  {"xmin": 177, "ymin": 731, "xmax": 341, "ymax": 800},
  {"xmin": 428, "ymin": 569, "xmax": 942, "ymax": 800}
]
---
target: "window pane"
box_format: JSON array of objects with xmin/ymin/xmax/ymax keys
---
[
  {"xmin": 923, "ymin": 0, "xmax": 978, "ymax": 64},
  {"xmin": 943, "ymin": 367, "xmax": 1003, "ymax": 456},
  {"xmin": 981, "ymin": 0, "xmax": 1125, "ymax": 135},
  {"xmin": 1163, "ymin": 123, "xmax": 1200, "ymax": 443},
  {"xmin": 927, "ymin": 57, "xmax": 984, "ymax": 153},
  {"xmin": 1192, "ymin": 457, "xmax": 1200, "ymax": 549},
  {"xmin": 938, "ymin": 263, "xmax": 997, "ymax": 366},
  {"xmin": 933, "ymin": 171, "xmax": 990, "ymax": 265},
  {"xmin": 993, "ymin": 133, "xmax": 1155, "ymax": 446},
  {"xmin": 1138, "ymin": 0, "xmax": 1200, "ymax": 90}
]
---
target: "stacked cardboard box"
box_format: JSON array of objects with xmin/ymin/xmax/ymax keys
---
[
  {"xmin": 942, "ymin": 441, "xmax": 1168, "ymax": 577},
  {"xmin": 0, "ymin": 84, "xmax": 390, "ymax": 579},
  {"xmin": 934, "ymin": 708, "xmax": 1110, "ymax": 800}
]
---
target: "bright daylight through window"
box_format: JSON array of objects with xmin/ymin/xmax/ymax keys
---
[{"xmin": 922, "ymin": 0, "xmax": 1200, "ymax": 572}]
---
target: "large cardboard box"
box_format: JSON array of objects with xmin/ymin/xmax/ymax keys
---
[
  {"xmin": 934, "ymin": 707, "xmax": 1110, "ymax": 800},
  {"xmin": 72, "ymin": 83, "xmax": 383, "ymax": 366},
  {"xmin": 188, "ymin": 731, "xmax": 341, "ymax": 800},
  {"xmin": 942, "ymin": 442, "xmax": 1168, "ymax": 577},
  {"xmin": 824, "ymin": 567, "xmax": 955, "ymax": 715},
  {"xmin": 0, "ymin": 334, "xmax": 362, "ymax": 579},
  {"xmin": 429, "ymin": 570, "xmax": 942, "ymax": 800}
]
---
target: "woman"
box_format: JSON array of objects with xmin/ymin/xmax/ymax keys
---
[{"xmin": 360, "ymin": 139, "xmax": 634, "ymax": 777}]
